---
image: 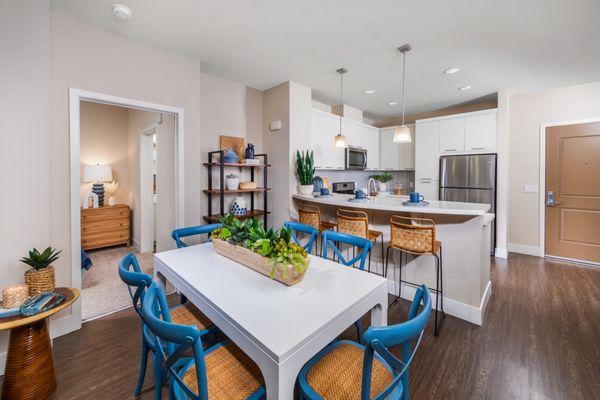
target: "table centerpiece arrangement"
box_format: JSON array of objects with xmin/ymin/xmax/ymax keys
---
[{"xmin": 212, "ymin": 214, "xmax": 310, "ymax": 285}]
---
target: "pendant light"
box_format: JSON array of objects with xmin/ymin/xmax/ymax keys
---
[
  {"xmin": 393, "ymin": 44, "xmax": 412, "ymax": 144},
  {"xmin": 334, "ymin": 68, "xmax": 348, "ymax": 148}
]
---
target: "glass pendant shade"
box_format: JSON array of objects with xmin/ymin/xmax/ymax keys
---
[
  {"xmin": 393, "ymin": 125, "xmax": 411, "ymax": 143},
  {"xmin": 334, "ymin": 133, "xmax": 347, "ymax": 147}
]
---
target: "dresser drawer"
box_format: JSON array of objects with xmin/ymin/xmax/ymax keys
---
[
  {"xmin": 82, "ymin": 218, "xmax": 130, "ymax": 235},
  {"xmin": 82, "ymin": 229, "xmax": 130, "ymax": 250},
  {"xmin": 81, "ymin": 207, "xmax": 129, "ymax": 223}
]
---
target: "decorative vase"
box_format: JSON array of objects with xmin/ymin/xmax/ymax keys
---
[
  {"xmin": 24, "ymin": 266, "xmax": 55, "ymax": 296},
  {"xmin": 222, "ymin": 147, "xmax": 239, "ymax": 163},
  {"xmin": 230, "ymin": 197, "xmax": 247, "ymax": 216},
  {"xmin": 245, "ymin": 143, "xmax": 255, "ymax": 160},
  {"xmin": 299, "ymin": 184, "xmax": 314, "ymax": 195},
  {"xmin": 312, "ymin": 176, "xmax": 324, "ymax": 193},
  {"xmin": 378, "ymin": 182, "xmax": 387, "ymax": 192},
  {"xmin": 226, "ymin": 177, "xmax": 240, "ymax": 190}
]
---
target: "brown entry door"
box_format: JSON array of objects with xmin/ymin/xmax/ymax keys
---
[{"xmin": 545, "ymin": 122, "xmax": 600, "ymax": 263}]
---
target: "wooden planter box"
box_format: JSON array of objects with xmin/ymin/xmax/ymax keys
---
[{"xmin": 212, "ymin": 239, "xmax": 308, "ymax": 286}]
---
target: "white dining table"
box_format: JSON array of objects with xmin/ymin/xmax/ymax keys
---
[{"xmin": 153, "ymin": 242, "xmax": 388, "ymax": 400}]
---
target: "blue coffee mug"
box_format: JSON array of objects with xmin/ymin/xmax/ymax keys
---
[
  {"xmin": 355, "ymin": 189, "xmax": 367, "ymax": 199},
  {"xmin": 320, "ymin": 187, "xmax": 330, "ymax": 196},
  {"xmin": 409, "ymin": 192, "xmax": 424, "ymax": 203}
]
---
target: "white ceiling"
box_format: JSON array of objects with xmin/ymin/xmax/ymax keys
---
[{"xmin": 50, "ymin": 0, "xmax": 600, "ymax": 119}]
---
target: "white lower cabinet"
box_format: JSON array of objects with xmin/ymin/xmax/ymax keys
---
[{"xmin": 415, "ymin": 180, "xmax": 438, "ymax": 201}]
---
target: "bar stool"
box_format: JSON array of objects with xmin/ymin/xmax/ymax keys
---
[
  {"xmin": 298, "ymin": 205, "xmax": 337, "ymax": 255},
  {"xmin": 336, "ymin": 209, "xmax": 385, "ymax": 276},
  {"xmin": 385, "ymin": 215, "xmax": 445, "ymax": 336}
]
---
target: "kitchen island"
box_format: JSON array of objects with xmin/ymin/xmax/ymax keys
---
[{"xmin": 292, "ymin": 193, "xmax": 495, "ymax": 325}]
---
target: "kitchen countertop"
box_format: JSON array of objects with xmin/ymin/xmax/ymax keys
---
[{"xmin": 292, "ymin": 193, "xmax": 491, "ymax": 216}]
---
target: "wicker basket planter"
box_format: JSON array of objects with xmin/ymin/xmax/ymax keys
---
[
  {"xmin": 24, "ymin": 266, "xmax": 56, "ymax": 296},
  {"xmin": 212, "ymin": 239, "xmax": 308, "ymax": 286}
]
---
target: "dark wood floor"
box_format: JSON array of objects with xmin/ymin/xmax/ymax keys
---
[{"xmin": 2, "ymin": 254, "xmax": 599, "ymax": 399}]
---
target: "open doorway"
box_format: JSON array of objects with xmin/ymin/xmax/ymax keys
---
[{"xmin": 72, "ymin": 91, "xmax": 182, "ymax": 322}]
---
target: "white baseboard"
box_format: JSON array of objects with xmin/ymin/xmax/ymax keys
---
[
  {"xmin": 494, "ymin": 247, "xmax": 508, "ymax": 259},
  {"xmin": 387, "ymin": 280, "xmax": 492, "ymax": 326},
  {"xmin": 508, "ymin": 243, "xmax": 544, "ymax": 257},
  {"xmin": 131, "ymin": 239, "xmax": 141, "ymax": 251},
  {"xmin": 1, "ymin": 313, "xmax": 78, "ymax": 376}
]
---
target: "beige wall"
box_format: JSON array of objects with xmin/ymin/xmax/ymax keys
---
[
  {"xmin": 0, "ymin": 0, "xmax": 50, "ymax": 372},
  {"xmin": 50, "ymin": 11, "xmax": 203, "ymax": 292},
  {"xmin": 200, "ymin": 73, "xmax": 264, "ymax": 217},
  {"xmin": 508, "ymin": 81, "xmax": 600, "ymax": 252},
  {"xmin": 80, "ymin": 101, "xmax": 131, "ymax": 205}
]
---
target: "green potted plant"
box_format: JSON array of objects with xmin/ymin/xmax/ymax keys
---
[
  {"xmin": 372, "ymin": 172, "xmax": 394, "ymax": 193},
  {"xmin": 20, "ymin": 247, "xmax": 61, "ymax": 295},
  {"xmin": 296, "ymin": 150, "xmax": 315, "ymax": 195}
]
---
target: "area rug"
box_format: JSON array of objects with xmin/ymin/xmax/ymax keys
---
[{"xmin": 82, "ymin": 246, "xmax": 156, "ymax": 321}]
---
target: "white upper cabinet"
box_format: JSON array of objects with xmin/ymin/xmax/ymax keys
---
[
  {"xmin": 379, "ymin": 125, "xmax": 414, "ymax": 170},
  {"xmin": 364, "ymin": 125, "xmax": 380, "ymax": 170},
  {"xmin": 415, "ymin": 121, "xmax": 440, "ymax": 181},
  {"xmin": 439, "ymin": 118, "xmax": 465, "ymax": 153},
  {"xmin": 310, "ymin": 110, "xmax": 344, "ymax": 169},
  {"xmin": 464, "ymin": 112, "xmax": 496, "ymax": 152}
]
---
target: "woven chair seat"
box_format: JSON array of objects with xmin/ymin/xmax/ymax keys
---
[
  {"xmin": 320, "ymin": 221, "xmax": 337, "ymax": 232},
  {"xmin": 368, "ymin": 229, "xmax": 383, "ymax": 242},
  {"xmin": 170, "ymin": 303, "xmax": 213, "ymax": 331},
  {"xmin": 181, "ymin": 342, "xmax": 264, "ymax": 400},
  {"xmin": 305, "ymin": 341, "xmax": 394, "ymax": 400}
]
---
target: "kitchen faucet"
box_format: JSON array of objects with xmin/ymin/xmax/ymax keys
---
[{"xmin": 368, "ymin": 178, "xmax": 378, "ymax": 197}]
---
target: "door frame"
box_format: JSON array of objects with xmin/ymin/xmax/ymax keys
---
[
  {"xmin": 139, "ymin": 124, "xmax": 158, "ymax": 253},
  {"xmin": 69, "ymin": 88, "xmax": 185, "ymax": 330},
  {"xmin": 538, "ymin": 117, "xmax": 600, "ymax": 260}
]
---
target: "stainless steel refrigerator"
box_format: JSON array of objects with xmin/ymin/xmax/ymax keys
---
[{"xmin": 439, "ymin": 154, "xmax": 497, "ymax": 254}]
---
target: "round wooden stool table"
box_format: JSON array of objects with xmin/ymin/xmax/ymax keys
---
[{"xmin": 0, "ymin": 287, "xmax": 79, "ymax": 400}]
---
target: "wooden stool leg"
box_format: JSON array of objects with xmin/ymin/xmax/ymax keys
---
[{"xmin": 2, "ymin": 320, "xmax": 56, "ymax": 400}]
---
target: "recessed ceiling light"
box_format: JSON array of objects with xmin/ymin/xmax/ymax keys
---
[
  {"xmin": 458, "ymin": 85, "xmax": 472, "ymax": 92},
  {"xmin": 444, "ymin": 67, "xmax": 460, "ymax": 74},
  {"xmin": 388, "ymin": 101, "xmax": 398, "ymax": 106},
  {"xmin": 365, "ymin": 90, "xmax": 376, "ymax": 95},
  {"xmin": 112, "ymin": 4, "xmax": 133, "ymax": 20}
]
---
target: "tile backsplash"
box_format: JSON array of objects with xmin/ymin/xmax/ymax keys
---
[{"xmin": 315, "ymin": 169, "xmax": 415, "ymax": 192}]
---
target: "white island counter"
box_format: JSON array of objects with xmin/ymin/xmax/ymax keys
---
[{"xmin": 292, "ymin": 193, "xmax": 495, "ymax": 326}]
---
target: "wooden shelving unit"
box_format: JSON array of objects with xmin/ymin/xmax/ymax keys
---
[{"xmin": 204, "ymin": 150, "xmax": 270, "ymax": 225}]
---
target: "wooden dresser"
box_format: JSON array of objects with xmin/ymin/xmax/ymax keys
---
[{"xmin": 81, "ymin": 204, "xmax": 131, "ymax": 250}]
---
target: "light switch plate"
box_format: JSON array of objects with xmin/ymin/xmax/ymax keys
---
[{"xmin": 524, "ymin": 184, "xmax": 538, "ymax": 193}]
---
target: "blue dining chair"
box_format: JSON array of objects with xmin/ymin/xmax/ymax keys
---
[
  {"xmin": 298, "ymin": 285, "xmax": 432, "ymax": 400},
  {"xmin": 141, "ymin": 283, "xmax": 266, "ymax": 400},
  {"xmin": 321, "ymin": 230, "xmax": 373, "ymax": 340},
  {"xmin": 283, "ymin": 221, "xmax": 319, "ymax": 254},
  {"xmin": 171, "ymin": 223, "xmax": 222, "ymax": 248},
  {"xmin": 118, "ymin": 253, "xmax": 216, "ymax": 399},
  {"xmin": 321, "ymin": 230, "xmax": 373, "ymax": 270}
]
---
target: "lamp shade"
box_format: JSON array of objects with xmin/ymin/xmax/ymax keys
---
[
  {"xmin": 334, "ymin": 133, "xmax": 347, "ymax": 148},
  {"xmin": 393, "ymin": 125, "xmax": 412, "ymax": 143},
  {"xmin": 83, "ymin": 164, "xmax": 112, "ymax": 183}
]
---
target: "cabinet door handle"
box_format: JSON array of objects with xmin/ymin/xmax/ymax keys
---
[
  {"xmin": 445, "ymin": 149, "xmax": 457, "ymax": 152},
  {"xmin": 471, "ymin": 147, "xmax": 485, "ymax": 150}
]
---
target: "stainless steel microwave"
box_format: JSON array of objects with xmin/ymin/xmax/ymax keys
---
[{"xmin": 345, "ymin": 146, "xmax": 367, "ymax": 170}]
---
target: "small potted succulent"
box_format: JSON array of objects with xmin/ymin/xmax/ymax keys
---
[
  {"xmin": 20, "ymin": 247, "xmax": 61, "ymax": 295},
  {"xmin": 296, "ymin": 150, "xmax": 315, "ymax": 195},
  {"xmin": 226, "ymin": 173, "xmax": 240, "ymax": 190},
  {"xmin": 372, "ymin": 172, "xmax": 394, "ymax": 193}
]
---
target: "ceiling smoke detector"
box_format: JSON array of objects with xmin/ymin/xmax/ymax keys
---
[{"xmin": 112, "ymin": 4, "xmax": 133, "ymax": 20}]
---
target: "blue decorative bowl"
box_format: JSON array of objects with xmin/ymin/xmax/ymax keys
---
[{"xmin": 223, "ymin": 147, "xmax": 239, "ymax": 163}]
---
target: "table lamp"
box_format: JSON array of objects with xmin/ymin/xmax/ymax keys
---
[{"xmin": 83, "ymin": 164, "xmax": 112, "ymax": 206}]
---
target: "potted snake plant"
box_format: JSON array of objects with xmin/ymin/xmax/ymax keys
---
[
  {"xmin": 296, "ymin": 150, "xmax": 315, "ymax": 195},
  {"xmin": 20, "ymin": 247, "xmax": 61, "ymax": 296}
]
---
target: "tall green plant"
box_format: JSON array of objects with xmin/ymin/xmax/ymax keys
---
[{"xmin": 295, "ymin": 150, "xmax": 315, "ymax": 185}]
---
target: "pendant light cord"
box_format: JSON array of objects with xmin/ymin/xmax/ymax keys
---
[
  {"xmin": 401, "ymin": 50, "xmax": 406, "ymax": 126},
  {"xmin": 339, "ymin": 71, "xmax": 343, "ymax": 133}
]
